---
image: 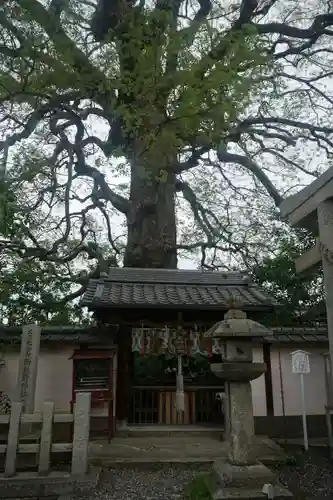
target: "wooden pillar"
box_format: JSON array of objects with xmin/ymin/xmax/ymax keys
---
[
  {"xmin": 263, "ymin": 343, "xmax": 274, "ymax": 417},
  {"xmin": 318, "ymin": 200, "xmax": 333, "ymax": 398},
  {"xmin": 116, "ymin": 328, "xmax": 132, "ymax": 427}
]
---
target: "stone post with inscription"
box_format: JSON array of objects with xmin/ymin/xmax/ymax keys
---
[
  {"xmin": 15, "ymin": 324, "xmax": 41, "ymax": 413},
  {"xmin": 14, "ymin": 324, "xmax": 41, "ymax": 438},
  {"xmin": 205, "ymin": 309, "xmax": 292, "ymax": 500}
]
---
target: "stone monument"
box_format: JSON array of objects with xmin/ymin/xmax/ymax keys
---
[
  {"xmin": 14, "ymin": 324, "xmax": 41, "ymax": 441},
  {"xmin": 15, "ymin": 324, "xmax": 41, "ymax": 412},
  {"xmin": 205, "ymin": 308, "xmax": 293, "ymax": 500}
]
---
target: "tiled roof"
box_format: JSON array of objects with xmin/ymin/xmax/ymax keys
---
[
  {"xmin": 0, "ymin": 325, "xmax": 117, "ymax": 344},
  {"xmin": 0, "ymin": 325, "xmax": 328, "ymax": 344},
  {"xmin": 259, "ymin": 327, "xmax": 328, "ymax": 344},
  {"xmin": 81, "ymin": 268, "xmax": 278, "ymax": 310}
]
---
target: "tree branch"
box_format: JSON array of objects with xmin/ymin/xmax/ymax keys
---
[
  {"xmin": 19, "ymin": 0, "xmax": 110, "ymax": 95},
  {"xmin": 74, "ymin": 161, "xmax": 129, "ymax": 215},
  {"xmin": 254, "ymin": 13, "xmax": 333, "ymax": 39},
  {"xmin": 216, "ymin": 148, "xmax": 283, "ymax": 206},
  {"xmin": 0, "ymin": 93, "xmax": 79, "ymax": 153},
  {"xmin": 176, "ymin": 179, "xmax": 223, "ymax": 243},
  {"xmin": 240, "ymin": 116, "xmax": 333, "ymax": 135},
  {"xmin": 173, "ymin": 146, "xmax": 210, "ymax": 173}
]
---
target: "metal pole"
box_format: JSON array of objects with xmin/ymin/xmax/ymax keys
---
[{"xmin": 300, "ymin": 373, "xmax": 308, "ymax": 451}]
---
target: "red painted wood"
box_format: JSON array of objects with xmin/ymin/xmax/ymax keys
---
[{"xmin": 71, "ymin": 349, "xmax": 115, "ymax": 440}]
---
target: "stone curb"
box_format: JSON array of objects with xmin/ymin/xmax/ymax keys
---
[{"xmin": 0, "ymin": 466, "xmax": 101, "ymax": 498}]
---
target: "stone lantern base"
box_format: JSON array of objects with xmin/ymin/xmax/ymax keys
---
[{"xmin": 212, "ymin": 460, "xmax": 293, "ymax": 500}]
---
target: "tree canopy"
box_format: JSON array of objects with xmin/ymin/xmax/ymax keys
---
[
  {"xmin": 0, "ymin": 0, "xmax": 332, "ymax": 318},
  {"xmin": 253, "ymin": 231, "xmax": 325, "ymax": 326}
]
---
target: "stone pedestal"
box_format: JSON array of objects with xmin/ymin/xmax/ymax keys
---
[{"xmin": 213, "ymin": 460, "xmax": 292, "ymax": 500}]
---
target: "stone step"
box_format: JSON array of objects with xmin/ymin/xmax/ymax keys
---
[{"xmin": 117, "ymin": 426, "xmax": 224, "ymax": 438}]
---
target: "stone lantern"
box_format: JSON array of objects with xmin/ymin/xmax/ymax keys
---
[
  {"xmin": 205, "ymin": 308, "xmax": 269, "ymax": 465},
  {"xmin": 205, "ymin": 308, "xmax": 292, "ymax": 500}
]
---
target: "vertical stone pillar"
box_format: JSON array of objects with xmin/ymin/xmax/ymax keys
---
[
  {"xmin": 72, "ymin": 392, "xmax": 91, "ymax": 476},
  {"xmin": 4, "ymin": 402, "xmax": 22, "ymax": 477},
  {"xmin": 15, "ymin": 324, "xmax": 41, "ymax": 413},
  {"xmin": 318, "ymin": 200, "xmax": 333, "ymax": 396},
  {"xmin": 228, "ymin": 381, "xmax": 255, "ymax": 465},
  {"xmin": 38, "ymin": 401, "xmax": 54, "ymax": 475},
  {"xmin": 223, "ymin": 382, "xmax": 230, "ymax": 439},
  {"xmin": 14, "ymin": 324, "xmax": 41, "ymax": 439}
]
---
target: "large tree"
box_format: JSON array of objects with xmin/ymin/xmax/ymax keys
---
[{"xmin": 0, "ymin": 0, "xmax": 333, "ymax": 313}]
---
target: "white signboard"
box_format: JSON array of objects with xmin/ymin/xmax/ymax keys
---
[
  {"xmin": 292, "ymin": 350, "xmax": 310, "ymax": 374},
  {"xmin": 291, "ymin": 350, "xmax": 310, "ymax": 451}
]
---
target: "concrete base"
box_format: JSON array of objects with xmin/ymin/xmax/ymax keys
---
[
  {"xmin": 213, "ymin": 485, "xmax": 293, "ymax": 500},
  {"xmin": 90, "ymin": 436, "xmax": 288, "ymax": 466},
  {"xmin": 213, "ymin": 460, "xmax": 292, "ymax": 500},
  {"xmin": 0, "ymin": 466, "xmax": 100, "ymax": 498}
]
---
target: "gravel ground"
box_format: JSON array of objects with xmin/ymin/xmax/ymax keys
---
[
  {"xmin": 270, "ymin": 445, "xmax": 333, "ymax": 500},
  {"xmin": 78, "ymin": 464, "xmax": 210, "ymax": 500},
  {"xmin": 74, "ymin": 446, "xmax": 333, "ymax": 500}
]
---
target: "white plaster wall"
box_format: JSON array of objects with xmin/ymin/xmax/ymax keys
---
[
  {"xmin": 0, "ymin": 346, "xmax": 75, "ymax": 412},
  {"xmin": 271, "ymin": 345, "xmax": 327, "ymax": 416},
  {"xmin": 0, "ymin": 350, "xmax": 18, "ymax": 403},
  {"xmin": 0, "ymin": 343, "xmax": 327, "ymax": 419},
  {"xmin": 35, "ymin": 347, "xmax": 74, "ymax": 411},
  {"xmin": 251, "ymin": 346, "xmax": 267, "ymax": 416}
]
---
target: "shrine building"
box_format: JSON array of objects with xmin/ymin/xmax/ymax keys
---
[{"xmin": 0, "ymin": 268, "xmax": 330, "ymax": 440}]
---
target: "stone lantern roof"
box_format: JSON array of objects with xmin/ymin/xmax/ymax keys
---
[{"xmin": 204, "ymin": 308, "xmax": 272, "ymax": 339}]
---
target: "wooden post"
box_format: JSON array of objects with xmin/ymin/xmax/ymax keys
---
[
  {"xmin": 116, "ymin": 328, "xmax": 132, "ymax": 428},
  {"xmin": 4, "ymin": 402, "xmax": 22, "ymax": 477},
  {"xmin": 38, "ymin": 401, "xmax": 54, "ymax": 475},
  {"xmin": 263, "ymin": 343, "xmax": 274, "ymax": 417}
]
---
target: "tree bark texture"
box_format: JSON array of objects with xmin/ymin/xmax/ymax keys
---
[{"xmin": 123, "ymin": 157, "xmax": 177, "ymax": 269}]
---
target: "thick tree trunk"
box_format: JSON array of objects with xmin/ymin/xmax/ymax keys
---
[
  {"xmin": 118, "ymin": 155, "xmax": 178, "ymax": 427},
  {"xmin": 123, "ymin": 158, "xmax": 177, "ymax": 269}
]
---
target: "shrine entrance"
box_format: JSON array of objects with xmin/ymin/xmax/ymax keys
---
[
  {"xmin": 80, "ymin": 267, "xmax": 277, "ymax": 435},
  {"xmin": 128, "ymin": 326, "xmax": 225, "ymax": 427},
  {"xmin": 129, "ymin": 380, "xmax": 225, "ymax": 426}
]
